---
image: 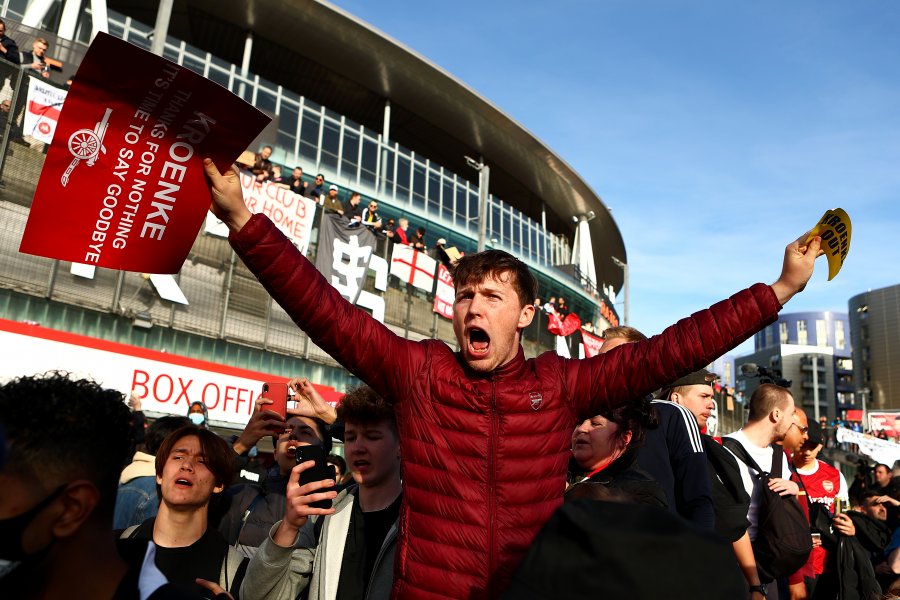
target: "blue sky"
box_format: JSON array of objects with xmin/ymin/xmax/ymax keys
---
[{"xmin": 332, "ymin": 0, "xmax": 899, "ymax": 354}]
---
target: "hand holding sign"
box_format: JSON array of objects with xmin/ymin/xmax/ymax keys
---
[
  {"xmin": 771, "ymin": 230, "xmax": 824, "ymax": 306},
  {"xmin": 804, "ymin": 208, "xmax": 852, "ymax": 281},
  {"xmin": 203, "ymin": 160, "xmax": 252, "ymax": 234}
]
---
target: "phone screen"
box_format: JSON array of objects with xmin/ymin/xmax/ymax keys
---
[{"xmin": 296, "ymin": 444, "xmax": 335, "ymax": 509}]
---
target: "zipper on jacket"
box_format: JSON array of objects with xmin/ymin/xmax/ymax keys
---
[{"xmin": 488, "ymin": 378, "xmax": 498, "ymax": 595}]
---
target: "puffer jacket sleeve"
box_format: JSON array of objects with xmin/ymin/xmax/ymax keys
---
[
  {"xmin": 563, "ymin": 283, "xmax": 780, "ymax": 420},
  {"xmin": 229, "ymin": 214, "xmax": 421, "ymax": 399}
]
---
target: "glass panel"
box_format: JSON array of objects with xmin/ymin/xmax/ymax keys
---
[
  {"xmin": 320, "ymin": 119, "xmax": 340, "ymax": 172},
  {"xmin": 183, "ymin": 54, "xmax": 205, "ymax": 76},
  {"xmin": 207, "ymin": 65, "xmax": 231, "ymax": 88},
  {"xmin": 441, "ymin": 179, "xmax": 455, "ymax": 223},
  {"xmin": 381, "ymin": 150, "xmax": 396, "ymax": 194},
  {"xmin": 341, "ymin": 129, "xmax": 360, "ymax": 181},
  {"xmin": 299, "ymin": 112, "xmax": 320, "ymax": 165},
  {"xmin": 412, "ymin": 163, "xmax": 426, "ymax": 210},
  {"xmin": 468, "ymin": 191, "xmax": 479, "ymax": 232},
  {"xmin": 360, "ymin": 138, "xmax": 378, "ymax": 187},
  {"xmin": 256, "ymin": 88, "xmax": 278, "ymax": 115},
  {"xmin": 428, "ymin": 171, "xmax": 441, "ymax": 215},
  {"xmin": 490, "ymin": 204, "xmax": 501, "ymax": 243},
  {"xmin": 396, "ymin": 155, "xmax": 411, "ymax": 203}
]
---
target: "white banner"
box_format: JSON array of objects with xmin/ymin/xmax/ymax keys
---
[
  {"xmin": 836, "ymin": 427, "xmax": 900, "ymax": 466},
  {"xmin": 433, "ymin": 263, "xmax": 454, "ymax": 319},
  {"xmin": 390, "ymin": 245, "xmax": 436, "ymax": 292},
  {"xmin": 205, "ymin": 171, "xmax": 317, "ymax": 255},
  {"xmin": 23, "ymin": 77, "xmax": 67, "ymax": 144},
  {"xmin": 0, "ymin": 320, "xmax": 341, "ymax": 427}
]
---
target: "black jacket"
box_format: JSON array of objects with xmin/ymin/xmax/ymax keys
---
[{"xmin": 567, "ymin": 447, "xmax": 668, "ymax": 508}]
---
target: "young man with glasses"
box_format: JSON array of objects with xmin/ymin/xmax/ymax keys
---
[{"xmin": 362, "ymin": 200, "xmax": 382, "ymax": 230}]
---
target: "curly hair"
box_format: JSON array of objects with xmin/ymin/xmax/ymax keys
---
[
  {"xmin": 0, "ymin": 371, "xmax": 135, "ymax": 515},
  {"xmin": 337, "ymin": 385, "xmax": 397, "ymax": 438}
]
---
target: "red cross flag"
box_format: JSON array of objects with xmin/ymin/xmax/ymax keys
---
[
  {"xmin": 390, "ymin": 244, "xmax": 436, "ymax": 292},
  {"xmin": 433, "ymin": 263, "xmax": 455, "ymax": 319}
]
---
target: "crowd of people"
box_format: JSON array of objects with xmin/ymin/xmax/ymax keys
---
[
  {"xmin": 246, "ymin": 146, "xmax": 460, "ymax": 268},
  {"xmin": 5, "ymin": 158, "xmax": 892, "ymax": 600}
]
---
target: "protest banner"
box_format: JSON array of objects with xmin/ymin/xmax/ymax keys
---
[
  {"xmin": 805, "ymin": 208, "xmax": 852, "ymax": 281},
  {"xmin": 19, "ymin": 32, "xmax": 271, "ymax": 273},
  {"xmin": 204, "ymin": 171, "xmax": 317, "ymax": 255},
  {"xmin": 23, "ymin": 76, "xmax": 67, "ymax": 144},
  {"xmin": 315, "ymin": 212, "xmax": 388, "ymax": 322},
  {"xmin": 433, "ymin": 263, "xmax": 454, "ymax": 319},
  {"xmin": 581, "ymin": 328, "xmax": 604, "ymax": 358},
  {"xmin": 869, "ymin": 411, "xmax": 900, "ymax": 438}
]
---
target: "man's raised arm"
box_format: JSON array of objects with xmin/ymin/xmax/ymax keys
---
[
  {"xmin": 565, "ymin": 232, "xmax": 823, "ymax": 419},
  {"xmin": 203, "ymin": 160, "xmax": 421, "ymax": 396}
]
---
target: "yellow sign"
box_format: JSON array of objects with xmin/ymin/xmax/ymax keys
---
[{"xmin": 805, "ymin": 208, "xmax": 851, "ymax": 281}]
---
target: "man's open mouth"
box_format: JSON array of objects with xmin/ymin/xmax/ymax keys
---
[
  {"xmin": 468, "ymin": 328, "xmax": 490, "ymax": 355},
  {"xmin": 175, "ymin": 478, "xmax": 193, "ymax": 487}
]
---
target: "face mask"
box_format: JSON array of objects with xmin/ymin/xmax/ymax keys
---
[
  {"xmin": 0, "ymin": 484, "xmax": 66, "ymax": 562},
  {"xmin": 188, "ymin": 413, "xmax": 205, "ymax": 426}
]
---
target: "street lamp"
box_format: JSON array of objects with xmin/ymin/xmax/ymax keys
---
[
  {"xmin": 611, "ymin": 256, "xmax": 629, "ymax": 326},
  {"xmin": 465, "ymin": 156, "xmax": 490, "ymax": 252}
]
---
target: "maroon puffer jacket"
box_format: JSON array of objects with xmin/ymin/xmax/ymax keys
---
[{"xmin": 231, "ymin": 215, "xmax": 780, "ymax": 599}]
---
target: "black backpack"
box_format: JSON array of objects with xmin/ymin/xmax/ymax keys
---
[
  {"xmin": 702, "ymin": 435, "xmax": 751, "ymax": 543},
  {"xmin": 722, "ymin": 438, "xmax": 812, "ymax": 583}
]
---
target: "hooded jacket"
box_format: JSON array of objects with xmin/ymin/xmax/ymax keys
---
[{"xmin": 230, "ymin": 214, "xmax": 781, "ymax": 598}]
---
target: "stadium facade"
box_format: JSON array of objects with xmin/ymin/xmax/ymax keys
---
[{"xmin": 0, "ymin": 0, "xmax": 625, "ymax": 429}]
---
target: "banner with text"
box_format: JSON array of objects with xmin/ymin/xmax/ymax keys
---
[
  {"xmin": 23, "ymin": 76, "xmax": 67, "ymax": 144},
  {"xmin": 204, "ymin": 172, "xmax": 317, "ymax": 255},
  {"xmin": 0, "ymin": 319, "xmax": 342, "ymax": 426},
  {"xmin": 20, "ymin": 32, "xmax": 271, "ymax": 273},
  {"xmin": 315, "ymin": 213, "xmax": 388, "ymax": 322},
  {"xmin": 433, "ymin": 263, "xmax": 454, "ymax": 319}
]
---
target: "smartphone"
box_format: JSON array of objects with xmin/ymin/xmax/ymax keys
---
[
  {"xmin": 833, "ymin": 498, "xmax": 845, "ymax": 514},
  {"xmin": 811, "ymin": 533, "xmax": 821, "ymax": 543},
  {"xmin": 261, "ymin": 382, "xmax": 289, "ymax": 418},
  {"xmin": 296, "ymin": 444, "xmax": 335, "ymax": 509}
]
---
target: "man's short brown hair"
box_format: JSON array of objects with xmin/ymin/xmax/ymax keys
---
[
  {"xmin": 154, "ymin": 426, "xmax": 234, "ymax": 490},
  {"xmin": 337, "ymin": 385, "xmax": 397, "ymax": 438},
  {"xmin": 452, "ymin": 249, "xmax": 538, "ymax": 308},
  {"xmin": 747, "ymin": 383, "xmax": 792, "ymax": 423},
  {"xmin": 601, "ymin": 326, "xmax": 647, "ymax": 343}
]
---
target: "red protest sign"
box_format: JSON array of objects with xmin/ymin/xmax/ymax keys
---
[
  {"xmin": 19, "ymin": 33, "xmax": 271, "ymax": 273},
  {"xmin": 581, "ymin": 328, "xmax": 604, "ymax": 358}
]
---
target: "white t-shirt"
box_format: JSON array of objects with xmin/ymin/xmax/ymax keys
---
[{"xmin": 724, "ymin": 429, "xmax": 792, "ymax": 541}]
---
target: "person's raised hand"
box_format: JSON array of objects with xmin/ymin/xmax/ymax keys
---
[
  {"xmin": 203, "ymin": 158, "xmax": 252, "ymax": 233},
  {"xmin": 288, "ymin": 377, "xmax": 337, "ymax": 425},
  {"xmin": 771, "ymin": 232, "xmax": 824, "ymax": 306},
  {"xmin": 272, "ymin": 460, "xmax": 337, "ymax": 546},
  {"xmin": 232, "ymin": 396, "xmax": 288, "ymax": 455}
]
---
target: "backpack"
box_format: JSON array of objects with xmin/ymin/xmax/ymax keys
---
[
  {"xmin": 722, "ymin": 438, "xmax": 812, "ymax": 583},
  {"xmin": 702, "ymin": 436, "xmax": 751, "ymax": 543}
]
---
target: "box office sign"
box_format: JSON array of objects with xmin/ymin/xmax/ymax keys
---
[{"xmin": 20, "ymin": 33, "xmax": 271, "ymax": 273}]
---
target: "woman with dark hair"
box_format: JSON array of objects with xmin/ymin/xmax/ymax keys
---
[{"xmin": 566, "ymin": 399, "xmax": 667, "ymax": 507}]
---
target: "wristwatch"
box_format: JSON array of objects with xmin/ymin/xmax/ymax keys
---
[{"xmin": 749, "ymin": 584, "xmax": 767, "ymax": 597}]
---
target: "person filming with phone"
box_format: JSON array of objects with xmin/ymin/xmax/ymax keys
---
[
  {"xmin": 241, "ymin": 385, "xmax": 402, "ymax": 600},
  {"xmin": 219, "ymin": 378, "xmax": 336, "ymax": 557}
]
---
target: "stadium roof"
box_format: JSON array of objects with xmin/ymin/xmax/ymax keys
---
[{"xmin": 110, "ymin": 0, "xmax": 627, "ymax": 292}]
